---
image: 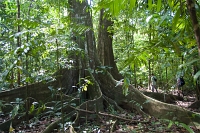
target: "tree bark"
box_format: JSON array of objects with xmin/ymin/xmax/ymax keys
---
[
  {"xmin": 187, "ymin": 0, "xmax": 200, "ymax": 56},
  {"xmin": 97, "ymin": 72, "xmax": 200, "ymax": 125},
  {"xmin": 17, "ymin": 0, "xmax": 21, "ymax": 86},
  {"xmin": 97, "ymin": 9, "xmax": 123, "ymax": 80}
]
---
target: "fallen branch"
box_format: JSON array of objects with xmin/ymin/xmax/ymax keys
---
[{"xmin": 69, "ymin": 105, "xmax": 149, "ymax": 124}]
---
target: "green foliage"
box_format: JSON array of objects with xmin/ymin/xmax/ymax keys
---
[
  {"xmin": 167, "ymin": 120, "xmax": 195, "ymax": 133},
  {"xmin": 79, "ymin": 77, "xmax": 93, "ymax": 91},
  {"xmin": 0, "ymin": 0, "xmax": 200, "ymax": 132},
  {"xmin": 96, "ymin": 0, "xmax": 200, "ymax": 92},
  {"xmin": 194, "ymin": 71, "xmax": 200, "ymax": 83},
  {"xmin": 122, "ymin": 77, "xmax": 130, "ymax": 96},
  {"xmin": 0, "ymin": 0, "xmax": 72, "ymax": 88},
  {"xmin": 157, "ymin": 0, "xmax": 162, "ymax": 12},
  {"xmin": 172, "ymin": 7, "xmax": 181, "ymax": 32}
]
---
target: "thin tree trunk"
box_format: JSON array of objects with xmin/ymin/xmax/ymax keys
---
[
  {"xmin": 134, "ymin": 64, "xmax": 137, "ymax": 88},
  {"xmin": 148, "ymin": 60, "xmax": 151, "ymax": 90},
  {"xmin": 17, "ymin": 0, "xmax": 21, "ymax": 86}
]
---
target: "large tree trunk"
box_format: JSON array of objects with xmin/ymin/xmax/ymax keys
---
[
  {"xmin": 66, "ymin": 0, "xmax": 103, "ymax": 110},
  {"xmin": 97, "ymin": 9, "xmax": 123, "ymax": 80}
]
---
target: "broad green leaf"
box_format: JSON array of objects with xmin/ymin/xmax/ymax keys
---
[
  {"xmin": 82, "ymin": 85, "xmax": 87, "ymax": 91},
  {"xmin": 10, "ymin": 105, "xmax": 19, "ymax": 118},
  {"xmin": 130, "ymin": 0, "xmax": 136, "ymax": 8},
  {"xmin": 180, "ymin": 123, "xmax": 195, "ymax": 133},
  {"xmin": 157, "ymin": 0, "xmax": 161, "ymax": 12},
  {"xmin": 112, "ymin": 0, "xmax": 123, "ymax": 16},
  {"xmin": 148, "ymin": 0, "xmax": 153, "ymax": 10},
  {"xmin": 168, "ymin": 0, "xmax": 174, "ymax": 8},
  {"xmin": 194, "ymin": 71, "xmax": 200, "ymax": 82},
  {"xmin": 167, "ymin": 120, "xmax": 173, "ymax": 128},
  {"xmin": 172, "ymin": 7, "xmax": 181, "ymax": 31},
  {"xmin": 179, "ymin": 58, "xmax": 200, "ymax": 68}
]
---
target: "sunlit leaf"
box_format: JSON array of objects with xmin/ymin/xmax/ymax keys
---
[
  {"xmin": 167, "ymin": 120, "xmax": 173, "ymax": 128},
  {"xmin": 168, "ymin": 0, "xmax": 174, "ymax": 8},
  {"xmin": 9, "ymin": 122, "xmax": 15, "ymax": 133},
  {"xmin": 157, "ymin": 0, "xmax": 161, "ymax": 12},
  {"xmin": 172, "ymin": 7, "xmax": 181, "ymax": 31},
  {"xmin": 130, "ymin": 0, "xmax": 136, "ymax": 9},
  {"xmin": 148, "ymin": 0, "xmax": 153, "ymax": 10},
  {"xmin": 29, "ymin": 104, "xmax": 35, "ymax": 114},
  {"xmin": 82, "ymin": 85, "xmax": 87, "ymax": 91}
]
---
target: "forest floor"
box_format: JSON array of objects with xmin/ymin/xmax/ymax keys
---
[{"xmin": 1, "ymin": 89, "xmax": 200, "ymax": 133}]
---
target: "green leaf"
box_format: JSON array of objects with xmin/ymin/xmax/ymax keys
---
[
  {"xmin": 82, "ymin": 85, "xmax": 87, "ymax": 91},
  {"xmin": 36, "ymin": 105, "xmax": 46, "ymax": 115},
  {"xmin": 124, "ymin": 77, "xmax": 130, "ymax": 87},
  {"xmin": 172, "ymin": 7, "xmax": 181, "ymax": 31},
  {"xmin": 168, "ymin": 0, "xmax": 174, "ymax": 8},
  {"xmin": 180, "ymin": 123, "xmax": 195, "ymax": 133},
  {"xmin": 157, "ymin": 0, "xmax": 161, "ymax": 12},
  {"xmin": 10, "ymin": 105, "xmax": 19, "ymax": 118},
  {"xmin": 29, "ymin": 104, "xmax": 35, "ymax": 114},
  {"xmin": 114, "ymin": 0, "xmax": 119, "ymax": 16},
  {"xmin": 167, "ymin": 120, "xmax": 173, "ymax": 128},
  {"xmin": 148, "ymin": 0, "xmax": 153, "ymax": 10},
  {"xmin": 130, "ymin": 0, "xmax": 136, "ymax": 8},
  {"xmin": 194, "ymin": 71, "xmax": 200, "ymax": 82},
  {"xmin": 122, "ymin": 78, "xmax": 130, "ymax": 96},
  {"xmin": 179, "ymin": 58, "xmax": 200, "ymax": 68},
  {"xmin": 123, "ymin": 87, "xmax": 129, "ymax": 96}
]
